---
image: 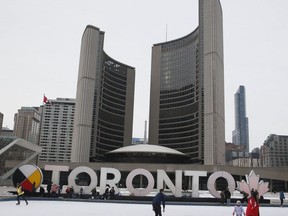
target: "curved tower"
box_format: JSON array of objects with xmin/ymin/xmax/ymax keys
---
[
  {"xmin": 72, "ymin": 25, "xmax": 135, "ymax": 162},
  {"xmin": 149, "ymin": 0, "xmax": 225, "ymax": 165}
]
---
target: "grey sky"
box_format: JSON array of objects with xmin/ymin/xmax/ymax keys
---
[{"xmin": 1, "ymin": 0, "xmax": 287, "ymax": 150}]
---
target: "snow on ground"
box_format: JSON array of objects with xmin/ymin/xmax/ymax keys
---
[
  {"xmin": 1, "ymin": 186, "xmax": 287, "ymax": 216},
  {"xmin": 0, "ymin": 200, "xmax": 287, "ymax": 216}
]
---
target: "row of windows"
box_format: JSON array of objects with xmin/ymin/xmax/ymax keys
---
[
  {"xmin": 103, "ymin": 69, "xmax": 127, "ymax": 86},
  {"xmin": 159, "ymin": 134, "xmax": 199, "ymax": 144},
  {"xmin": 159, "ymin": 113, "xmax": 199, "ymax": 124},
  {"xmin": 160, "ymin": 97, "xmax": 198, "ymax": 109},
  {"xmin": 161, "ymin": 29, "xmax": 199, "ymax": 52},
  {"xmin": 159, "ymin": 102, "xmax": 199, "ymax": 119},
  {"xmin": 159, "ymin": 129, "xmax": 199, "ymax": 139}
]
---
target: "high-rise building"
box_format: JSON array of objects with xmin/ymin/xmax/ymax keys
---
[
  {"xmin": 0, "ymin": 112, "xmax": 3, "ymax": 134},
  {"xmin": 13, "ymin": 107, "xmax": 40, "ymax": 144},
  {"xmin": 261, "ymin": 134, "xmax": 288, "ymax": 167},
  {"xmin": 232, "ymin": 85, "xmax": 249, "ymax": 152},
  {"xmin": 71, "ymin": 25, "xmax": 135, "ymax": 162},
  {"xmin": 149, "ymin": 0, "xmax": 225, "ymax": 165},
  {"xmin": 38, "ymin": 98, "xmax": 75, "ymax": 162}
]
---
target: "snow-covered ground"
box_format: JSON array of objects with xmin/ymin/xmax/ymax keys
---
[
  {"xmin": 0, "ymin": 200, "xmax": 287, "ymax": 216},
  {"xmin": 1, "ymin": 186, "xmax": 287, "ymax": 216}
]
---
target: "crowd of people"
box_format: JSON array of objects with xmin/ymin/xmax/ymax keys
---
[{"xmin": 14, "ymin": 182, "xmax": 286, "ymax": 215}]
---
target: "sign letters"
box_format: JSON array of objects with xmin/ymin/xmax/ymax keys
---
[{"xmin": 44, "ymin": 165, "xmax": 237, "ymax": 198}]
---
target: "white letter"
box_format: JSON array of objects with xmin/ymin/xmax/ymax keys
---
[
  {"xmin": 45, "ymin": 165, "xmax": 69, "ymax": 185},
  {"xmin": 207, "ymin": 171, "xmax": 235, "ymax": 198},
  {"xmin": 157, "ymin": 170, "xmax": 182, "ymax": 197},
  {"xmin": 184, "ymin": 171, "xmax": 207, "ymax": 198},
  {"xmin": 99, "ymin": 167, "xmax": 121, "ymax": 195},
  {"xmin": 126, "ymin": 168, "xmax": 154, "ymax": 196},
  {"xmin": 68, "ymin": 166, "xmax": 98, "ymax": 194}
]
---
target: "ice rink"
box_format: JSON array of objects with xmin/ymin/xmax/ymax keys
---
[{"xmin": 0, "ymin": 199, "xmax": 287, "ymax": 216}]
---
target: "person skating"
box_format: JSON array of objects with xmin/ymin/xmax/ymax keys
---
[
  {"xmin": 16, "ymin": 183, "xmax": 28, "ymax": 205},
  {"xmin": 279, "ymin": 190, "xmax": 285, "ymax": 207},
  {"xmin": 246, "ymin": 189, "xmax": 259, "ymax": 216},
  {"xmin": 224, "ymin": 187, "xmax": 231, "ymax": 206},
  {"xmin": 152, "ymin": 189, "xmax": 166, "ymax": 216},
  {"xmin": 233, "ymin": 200, "xmax": 246, "ymax": 216}
]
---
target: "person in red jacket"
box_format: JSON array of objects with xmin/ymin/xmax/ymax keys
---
[{"xmin": 246, "ymin": 189, "xmax": 259, "ymax": 216}]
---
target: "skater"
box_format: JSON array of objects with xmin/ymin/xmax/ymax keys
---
[
  {"xmin": 109, "ymin": 187, "xmax": 115, "ymax": 200},
  {"xmin": 16, "ymin": 183, "xmax": 28, "ymax": 205},
  {"xmin": 224, "ymin": 187, "xmax": 231, "ymax": 206},
  {"xmin": 246, "ymin": 189, "xmax": 259, "ymax": 216},
  {"xmin": 152, "ymin": 189, "xmax": 166, "ymax": 216},
  {"xmin": 279, "ymin": 190, "xmax": 285, "ymax": 207},
  {"xmin": 233, "ymin": 200, "xmax": 245, "ymax": 216},
  {"xmin": 220, "ymin": 190, "xmax": 225, "ymax": 205}
]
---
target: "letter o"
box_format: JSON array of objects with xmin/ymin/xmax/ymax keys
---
[
  {"xmin": 68, "ymin": 166, "xmax": 98, "ymax": 194},
  {"xmin": 207, "ymin": 171, "xmax": 235, "ymax": 198},
  {"xmin": 126, "ymin": 168, "xmax": 154, "ymax": 196}
]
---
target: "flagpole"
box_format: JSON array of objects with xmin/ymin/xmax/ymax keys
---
[{"xmin": 36, "ymin": 94, "xmax": 45, "ymax": 166}]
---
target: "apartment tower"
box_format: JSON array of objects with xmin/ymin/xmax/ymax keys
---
[
  {"xmin": 149, "ymin": 0, "xmax": 225, "ymax": 165},
  {"xmin": 71, "ymin": 25, "xmax": 135, "ymax": 162},
  {"xmin": 13, "ymin": 107, "xmax": 40, "ymax": 144},
  {"xmin": 38, "ymin": 98, "xmax": 75, "ymax": 162}
]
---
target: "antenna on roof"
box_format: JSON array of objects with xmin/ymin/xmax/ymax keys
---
[
  {"xmin": 166, "ymin": 24, "xmax": 168, "ymax": 42},
  {"xmin": 144, "ymin": 121, "xmax": 147, "ymax": 144}
]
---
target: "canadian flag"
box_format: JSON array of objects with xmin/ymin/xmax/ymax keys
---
[{"xmin": 43, "ymin": 95, "xmax": 52, "ymax": 105}]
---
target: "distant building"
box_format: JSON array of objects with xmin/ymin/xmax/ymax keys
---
[
  {"xmin": 261, "ymin": 134, "xmax": 288, "ymax": 167},
  {"xmin": 232, "ymin": 85, "xmax": 249, "ymax": 152},
  {"xmin": 226, "ymin": 142, "xmax": 260, "ymax": 167},
  {"xmin": 0, "ymin": 127, "xmax": 13, "ymax": 137},
  {"xmin": 71, "ymin": 25, "xmax": 135, "ymax": 162},
  {"xmin": 13, "ymin": 107, "xmax": 40, "ymax": 144},
  {"xmin": 38, "ymin": 98, "xmax": 75, "ymax": 162},
  {"xmin": 0, "ymin": 112, "xmax": 3, "ymax": 134},
  {"xmin": 132, "ymin": 138, "xmax": 145, "ymax": 144},
  {"xmin": 148, "ymin": 0, "xmax": 225, "ymax": 165}
]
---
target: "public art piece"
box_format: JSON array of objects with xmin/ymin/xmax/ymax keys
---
[
  {"xmin": 236, "ymin": 170, "xmax": 269, "ymax": 197},
  {"xmin": 13, "ymin": 164, "xmax": 270, "ymax": 199},
  {"xmin": 12, "ymin": 164, "xmax": 43, "ymax": 192}
]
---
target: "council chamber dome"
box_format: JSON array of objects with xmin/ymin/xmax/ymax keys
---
[{"xmin": 105, "ymin": 144, "xmax": 190, "ymax": 163}]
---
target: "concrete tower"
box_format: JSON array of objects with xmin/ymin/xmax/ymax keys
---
[
  {"xmin": 72, "ymin": 26, "xmax": 135, "ymax": 162},
  {"xmin": 149, "ymin": 0, "xmax": 225, "ymax": 165}
]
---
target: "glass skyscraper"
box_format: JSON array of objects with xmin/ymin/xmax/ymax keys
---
[{"xmin": 233, "ymin": 85, "xmax": 249, "ymax": 152}]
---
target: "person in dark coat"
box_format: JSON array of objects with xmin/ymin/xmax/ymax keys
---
[
  {"xmin": 279, "ymin": 190, "xmax": 285, "ymax": 207},
  {"xmin": 47, "ymin": 181, "xmax": 52, "ymax": 196},
  {"xmin": 224, "ymin": 187, "xmax": 231, "ymax": 206},
  {"xmin": 109, "ymin": 187, "xmax": 115, "ymax": 200},
  {"xmin": 152, "ymin": 189, "xmax": 166, "ymax": 216}
]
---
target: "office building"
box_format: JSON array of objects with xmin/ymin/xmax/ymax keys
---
[
  {"xmin": 13, "ymin": 107, "xmax": 40, "ymax": 144},
  {"xmin": 71, "ymin": 25, "xmax": 135, "ymax": 162},
  {"xmin": 232, "ymin": 85, "xmax": 249, "ymax": 152},
  {"xmin": 149, "ymin": 0, "xmax": 225, "ymax": 165},
  {"xmin": 261, "ymin": 134, "xmax": 288, "ymax": 167},
  {"xmin": 38, "ymin": 98, "xmax": 75, "ymax": 162}
]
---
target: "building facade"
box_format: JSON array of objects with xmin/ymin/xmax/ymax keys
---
[
  {"xmin": 13, "ymin": 107, "xmax": 40, "ymax": 144},
  {"xmin": 261, "ymin": 134, "xmax": 288, "ymax": 167},
  {"xmin": 232, "ymin": 85, "xmax": 249, "ymax": 152},
  {"xmin": 0, "ymin": 112, "xmax": 3, "ymax": 134},
  {"xmin": 71, "ymin": 25, "xmax": 135, "ymax": 162},
  {"xmin": 38, "ymin": 98, "xmax": 75, "ymax": 162},
  {"xmin": 149, "ymin": 0, "xmax": 225, "ymax": 165}
]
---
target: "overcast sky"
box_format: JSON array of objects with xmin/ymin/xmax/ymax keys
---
[{"xmin": 1, "ymin": 0, "xmax": 287, "ymax": 151}]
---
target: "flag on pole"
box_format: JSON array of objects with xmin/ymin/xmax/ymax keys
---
[{"xmin": 43, "ymin": 95, "xmax": 52, "ymax": 105}]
